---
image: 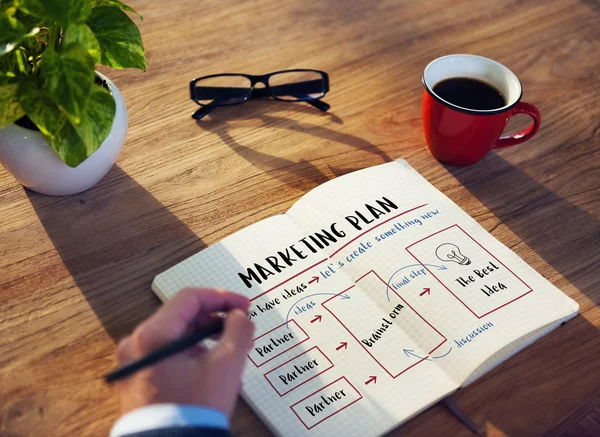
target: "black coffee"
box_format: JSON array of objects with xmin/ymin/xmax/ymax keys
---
[{"xmin": 433, "ymin": 77, "xmax": 505, "ymax": 110}]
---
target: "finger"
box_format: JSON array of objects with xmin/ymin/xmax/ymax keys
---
[
  {"xmin": 156, "ymin": 288, "xmax": 250, "ymax": 334},
  {"xmin": 133, "ymin": 289, "xmax": 250, "ymax": 354},
  {"xmin": 186, "ymin": 343, "xmax": 209, "ymax": 358},
  {"xmin": 116, "ymin": 336, "xmax": 134, "ymax": 365},
  {"xmin": 214, "ymin": 309, "xmax": 255, "ymax": 360},
  {"xmin": 191, "ymin": 313, "xmax": 227, "ymax": 340}
]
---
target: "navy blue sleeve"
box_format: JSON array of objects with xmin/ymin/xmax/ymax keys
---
[{"xmin": 120, "ymin": 427, "xmax": 230, "ymax": 437}]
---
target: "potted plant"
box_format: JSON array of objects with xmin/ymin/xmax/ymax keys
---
[{"xmin": 0, "ymin": 0, "xmax": 145, "ymax": 195}]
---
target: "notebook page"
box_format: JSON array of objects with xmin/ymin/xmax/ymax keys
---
[
  {"xmin": 153, "ymin": 212, "xmax": 456, "ymax": 436},
  {"xmin": 461, "ymin": 318, "xmax": 567, "ymax": 386},
  {"xmin": 286, "ymin": 160, "xmax": 578, "ymax": 387},
  {"xmin": 153, "ymin": 215, "xmax": 297, "ymax": 300}
]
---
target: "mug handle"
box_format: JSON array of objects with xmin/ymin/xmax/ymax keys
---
[{"xmin": 493, "ymin": 102, "xmax": 541, "ymax": 149}]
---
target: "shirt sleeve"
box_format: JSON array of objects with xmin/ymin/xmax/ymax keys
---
[{"xmin": 110, "ymin": 404, "xmax": 229, "ymax": 437}]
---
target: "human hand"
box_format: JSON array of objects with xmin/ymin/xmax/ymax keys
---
[{"xmin": 114, "ymin": 288, "xmax": 254, "ymax": 416}]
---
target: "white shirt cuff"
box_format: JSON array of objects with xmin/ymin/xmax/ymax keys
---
[{"xmin": 110, "ymin": 404, "xmax": 229, "ymax": 437}]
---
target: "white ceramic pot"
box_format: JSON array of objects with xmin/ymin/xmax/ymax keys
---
[{"xmin": 0, "ymin": 71, "xmax": 127, "ymax": 196}]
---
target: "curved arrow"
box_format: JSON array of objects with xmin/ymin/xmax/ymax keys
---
[
  {"xmin": 385, "ymin": 263, "xmax": 447, "ymax": 301},
  {"xmin": 285, "ymin": 293, "xmax": 350, "ymax": 328},
  {"xmin": 431, "ymin": 346, "xmax": 452, "ymax": 359},
  {"xmin": 403, "ymin": 349, "xmax": 431, "ymax": 361},
  {"xmin": 403, "ymin": 346, "xmax": 453, "ymax": 361}
]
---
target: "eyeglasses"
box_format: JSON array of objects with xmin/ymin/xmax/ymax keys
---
[{"xmin": 189, "ymin": 69, "xmax": 330, "ymax": 120}]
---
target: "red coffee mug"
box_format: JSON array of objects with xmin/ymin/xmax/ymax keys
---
[{"xmin": 422, "ymin": 54, "xmax": 541, "ymax": 166}]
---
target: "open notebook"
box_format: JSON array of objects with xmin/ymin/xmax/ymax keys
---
[{"xmin": 152, "ymin": 160, "xmax": 578, "ymax": 436}]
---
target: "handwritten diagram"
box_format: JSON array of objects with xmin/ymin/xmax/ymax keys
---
[
  {"xmin": 407, "ymin": 225, "xmax": 533, "ymax": 318},
  {"xmin": 322, "ymin": 270, "xmax": 447, "ymax": 378},
  {"xmin": 435, "ymin": 243, "xmax": 471, "ymax": 265},
  {"xmin": 244, "ymin": 215, "xmax": 534, "ymax": 430},
  {"xmin": 150, "ymin": 159, "xmax": 573, "ymax": 437}
]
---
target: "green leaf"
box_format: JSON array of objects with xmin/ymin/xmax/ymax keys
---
[
  {"xmin": 63, "ymin": 23, "xmax": 100, "ymax": 63},
  {"xmin": 51, "ymin": 86, "xmax": 115, "ymax": 167},
  {"xmin": 0, "ymin": 11, "xmax": 39, "ymax": 56},
  {"xmin": 14, "ymin": 8, "xmax": 46, "ymax": 29},
  {"xmin": 19, "ymin": 78, "xmax": 116, "ymax": 167},
  {"xmin": 90, "ymin": 7, "xmax": 146, "ymax": 71},
  {"xmin": 0, "ymin": 0, "xmax": 18, "ymax": 15},
  {"xmin": 18, "ymin": 78, "xmax": 65, "ymax": 138},
  {"xmin": 69, "ymin": 85, "xmax": 115, "ymax": 156},
  {"xmin": 19, "ymin": 0, "xmax": 91, "ymax": 27},
  {"xmin": 13, "ymin": 8, "xmax": 48, "ymax": 56},
  {"xmin": 90, "ymin": 0, "xmax": 142, "ymax": 20},
  {"xmin": 0, "ymin": 76, "xmax": 25, "ymax": 126},
  {"xmin": 40, "ymin": 42, "xmax": 95, "ymax": 123},
  {"xmin": 0, "ymin": 46, "xmax": 30, "ymax": 76}
]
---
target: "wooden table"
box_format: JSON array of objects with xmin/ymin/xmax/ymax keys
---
[{"xmin": 1, "ymin": 0, "xmax": 599, "ymax": 435}]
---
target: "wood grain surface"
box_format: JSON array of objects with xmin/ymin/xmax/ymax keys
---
[{"xmin": 1, "ymin": 0, "xmax": 599, "ymax": 436}]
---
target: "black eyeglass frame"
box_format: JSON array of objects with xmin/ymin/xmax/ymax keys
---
[{"xmin": 189, "ymin": 69, "xmax": 330, "ymax": 119}]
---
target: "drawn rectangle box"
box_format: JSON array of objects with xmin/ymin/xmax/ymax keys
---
[
  {"xmin": 263, "ymin": 346, "xmax": 334, "ymax": 396},
  {"xmin": 290, "ymin": 376, "xmax": 363, "ymax": 430},
  {"xmin": 406, "ymin": 224, "xmax": 533, "ymax": 318},
  {"xmin": 247, "ymin": 319, "xmax": 309, "ymax": 368},
  {"xmin": 322, "ymin": 272, "xmax": 446, "ymax": 378}
]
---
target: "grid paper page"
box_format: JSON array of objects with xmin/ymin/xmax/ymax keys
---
[
  {"xmin": 153, "ymin": 200, "xmax": 456, "ymax": 437},
  {"xmin": 286, "ymin": 160, "xmax": 578, "ymax": 387},
  {"xmin": 152, "ymin": 160, "xmax": 578, "ymax": 436}
]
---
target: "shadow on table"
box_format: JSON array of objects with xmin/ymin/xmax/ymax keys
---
[
  {"xmin": 26, "ymin": 164, "xmax": 375, "ymax": 434},
  {"xmin": 26, "ymin": 165, "xmax": 209, "ymax": 341},
  {"xmin": 195, "ymin": 100, "xmax": 392, "ymax": 190},
  {"xmin": 446, "ymin": 153, "xmax": 600, "ymax": 306},
  {"xmin": 439, "ymin": 153, "xmax": 600, "ymax": 436}
]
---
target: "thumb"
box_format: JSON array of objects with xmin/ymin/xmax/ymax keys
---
[{"xmin": 215, "ymin": 309, "xmax": 254, "ymax": 359}]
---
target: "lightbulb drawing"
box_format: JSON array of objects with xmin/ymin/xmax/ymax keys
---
[{"xmin": 435, "ymin": 243, "xmax": 471, "ymax": 265}]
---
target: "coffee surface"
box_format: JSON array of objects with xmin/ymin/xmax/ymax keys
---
[{"xmin": 433, "ymin": 77, "xmax": 506, "ymax": 110}]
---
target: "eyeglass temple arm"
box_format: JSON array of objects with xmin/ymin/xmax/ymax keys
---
[
  {"xmin": 192, "ymin": 104, "xmax": 215, "ymax": 120},
  {"xmin": 307, "ymin": 99, "xmax": 330, "ymax": 112}
]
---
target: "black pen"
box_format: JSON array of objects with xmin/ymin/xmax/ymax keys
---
[{"xmin": 104, "ymin": 318, "xmax": 224, "ymax": 384}]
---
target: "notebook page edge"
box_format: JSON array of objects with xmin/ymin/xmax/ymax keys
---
[{"xmin": 460, "ymin": 310, "xmax": 578, "ymax": 387}]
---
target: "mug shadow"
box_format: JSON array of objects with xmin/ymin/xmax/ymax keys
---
[
  {"xmin": 445, "ymin": 153, "xmax": 600, "ymax": 306},
  {"xmin": 195, "ymin": 100, "xmax": 392, "ymax": 191},
  {"xmin": 26, "ymin": 165, "xmax": 208, "ymax": 341},
  {"xmin": 439, "ymin": 152, "xmax": 600, "ymax": 436}
]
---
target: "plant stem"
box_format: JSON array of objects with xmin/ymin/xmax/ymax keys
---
[
  {"xmin": 48, "ymin": 24, "xmax": 59, "ymax": 51},
  {"xmin": 31, "ymin": 55, "xmax": 42, "ymax": 75}
]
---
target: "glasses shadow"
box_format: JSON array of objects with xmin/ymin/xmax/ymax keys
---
[
  {"xmin": 25, "ymin": 165, "xmax": 208, "ymax": 341},
  {"xmin": 195, "ymin": 100, "xmax": 392, "ymax": 191}
]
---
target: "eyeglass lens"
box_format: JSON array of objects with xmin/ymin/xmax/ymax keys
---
[
  {"xmin": 193, "ymin": 71, "xmax": 326, "ymax": 106},
  {"xmin": 268, "ymin": 71, "xmax": 326, "ymax": 101},
  {"xmin": 194, "ymin": 75, "xmax": 252, "ymax": 105}
]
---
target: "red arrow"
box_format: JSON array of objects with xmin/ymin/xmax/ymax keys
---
[
  {"xmin": 420, "ymin": 288, "xmax": 431, "ymax": 296},
  {"xmin": 310, "ymin": 315, "xmax": 322, "ymax": 323},
  {"xmin": 308, "ymin": 276, "xmax": 320, "ymax": 285},
  {"xmin": 336, "ymin": 342, "xmax": 348, "ymax": 351},
  {"xmin": 365, "ymin": 376, "xmax": 377, "ymax": 385}
]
